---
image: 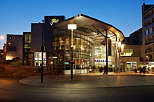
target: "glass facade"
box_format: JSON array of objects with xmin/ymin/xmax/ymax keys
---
[
  {"xmin": 51, "ymin": 29, "xmax": 117, "ymax": 74},
  {"xmin": 127, "ymin": 62, "xmax": 137, "ymax": 71},
  {"xmin": 52, "ymin": 29, "xmax": 94, "ymax": 74},
  {"xmin": 34, "ymin": 52, "xmax": 46, "ymax": 66}
]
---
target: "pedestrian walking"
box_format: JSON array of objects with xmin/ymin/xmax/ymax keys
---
[
  {"xmin": 103, "ymin": 66, "xmax": 108, "ymax": 75},
  {"xmin": 138, "ymin": 67, "xmax": 142, "ymax": 75},
  {"xmin": 99, "ymin": 67, "xmax": 103, "ymax": 73},
  {"xmin": 135, "ymin": 69, "xmax": 137, "ymax": 73},
  {"xmin": 142, "ymin": 67, "xmax": 146, "ymax": 75}
]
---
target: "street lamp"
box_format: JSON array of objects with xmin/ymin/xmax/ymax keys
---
[
  {"xmin": 117, "ymin": 41, "xmax": 124, "ymax": 73},
  {"xmin": 68, "ymin": 24, "xmax": 77, "ymax": 79},
  {"xmin": 146, "ymin": 55, "xmax": 149, "ymax": 68},
  {"xmin": 41, "ymin": 20, "xmax": 45, "ymax": 83},
  {"xmin": 121, "ymin": 44, "xmax": 125, "ymax": 54},
  {"xmin": 0, "ymin": 35, "xmax": 4, "ymax": 40}
]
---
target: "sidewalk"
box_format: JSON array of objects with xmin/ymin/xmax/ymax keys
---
[{"xmin": 19, "ymin": 72, "xmax": 154, "ymax": 88}]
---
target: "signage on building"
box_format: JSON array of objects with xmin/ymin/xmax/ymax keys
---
[
  {"xmin": 65, "ymin": 62, "xmax": 69, "ymax": 65},
  {"xmin": 94, "ymin": 60, "xmax": 106, "ymax": 62},
  {"xmin": 65, "ymin": 54, "xmax": 70, "ymax": 56},
  {"xmin": 50, "ymin": 18, "xmax": 59, "ymax": 25}
]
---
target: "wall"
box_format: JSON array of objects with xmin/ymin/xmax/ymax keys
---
[{"xmin": 30, "ymin": 23, "xmax": 42, "ymax": 52}]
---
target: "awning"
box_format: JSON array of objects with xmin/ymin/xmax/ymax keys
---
[{"xmin": 55, "ymin": 14, "xmax": 124, "ymax": 45}]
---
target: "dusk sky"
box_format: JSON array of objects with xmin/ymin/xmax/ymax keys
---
[{"xmin": 0, "ymin": 0, "xmax": 154, "ymax": 49}]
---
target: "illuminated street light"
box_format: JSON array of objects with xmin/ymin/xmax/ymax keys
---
[
  {"xmin": 68, "ymin": 24, "xmax": 77, "ymax": 79},
  {"xmin": 41, "ymin": 20, "xmax": 45, "ymax": 83},
  {"xmin": 121, "ymin": 44, "xmax": 125, "ymax": 54},
  {"xmin": 146, "ymin": 55, "xmax": 149, "ymax": 68},
  {"xmin": 0, "ymin": 35, "xmax": 4, "ymax": 40},
  {"xmin": 117, "ymin": 41, "xmax": 125, "ymax": 73},
  {"xmin": 68, "ymin": 24, "xmax": 77, "ymax": 47}
]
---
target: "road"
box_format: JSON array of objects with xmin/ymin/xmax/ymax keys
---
[{"xmin": 1, "ymin": 75, "xmax": 154, "ymax": 102}]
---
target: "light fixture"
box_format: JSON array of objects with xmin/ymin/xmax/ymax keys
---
[
  {"xmin": 68, "ymin": 24, "xmax": 77, "ymax": 30},
  {"xmin": 121, "ymin": 44, "xmax": 125, "ymax": 54},
  {"xmin": 68, "ymin": 24, "xmax": 77, "ymax": 79},
  {"xmin": 0, "ymin": 35, "xmax": 4, "ymax": 40}
]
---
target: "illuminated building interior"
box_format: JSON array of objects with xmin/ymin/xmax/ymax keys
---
[
  {"xmin": 51, "ymin": 29, "xmax": 122, "ymax": 74},
  {"xmin": 34, "ymin": 52, "xmax": 46, "ymax": 66},
  {"xmin": 51, "ymin": 14, "xmax": 124, "ymax": 74},
  {"xmin": 52, "ymin": 31, "xmax": 94, "ymax": 74}
]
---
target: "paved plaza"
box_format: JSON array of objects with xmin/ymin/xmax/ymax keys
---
[
  {"xmin": 1, "ymin": 72, "xmax": 154, "ymax": 102},
  {"xmin": 20, "ymin": 72, "xmax": 154, "ymax": 88}
]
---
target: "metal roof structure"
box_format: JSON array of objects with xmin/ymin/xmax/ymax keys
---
[{"xmin": 55, "ymin": 14, "xmax": 124, "ymax": 45}]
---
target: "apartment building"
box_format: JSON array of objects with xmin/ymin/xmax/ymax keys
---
[{"xmin": 142, "ymin": 3, "xmax": 154, "ymax": 72}]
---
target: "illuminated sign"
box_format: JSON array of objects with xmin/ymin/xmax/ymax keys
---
[
  {"xmin": 65, "ymin": 62, "xmax": 69, "ymax": 65},
  {"xmin": 50, "ymin": 18, "xmax": 59, "ymax": 25},
  {"xmin": 94, "ymin": 60, "xmax": 106, "ymax": 62}
]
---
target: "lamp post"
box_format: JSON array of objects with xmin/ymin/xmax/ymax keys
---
[
  {"xmin": 0, "ymin": 35, "xmax": 4, "ymax": 40},
  {"xmin": 105, "ymin": 30, "xmax": 108, "ymax": 75},
  {"xmin": 41, "ymin": 20, "xmax": 45, "ymax": 83},
  {"xmin": 68, "ymin": 24, "xmax": 77, "ymax": 79},
  {"xmin": 146, "ymin": 55, "xmax": 149, "ymax": 69},
  {"xmin": 117, "ymin": 41, "xmax": 124, "ymax": 73}
]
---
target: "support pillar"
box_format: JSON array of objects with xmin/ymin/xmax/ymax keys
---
[{"xmin": 105, "ymin": 30, "xmax": 108, "ymax": 74}]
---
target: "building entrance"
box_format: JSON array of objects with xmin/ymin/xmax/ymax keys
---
[
  {"xmin": 126, "ymin": 62, "xmax": 137, "ymax": 71},
  {"xmin": 34, "ymin": 52, "xmax": 46, "ymax": 66}
]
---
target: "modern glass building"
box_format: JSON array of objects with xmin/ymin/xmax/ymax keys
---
[{"xmin": 23, "ymin": 14, "xmax": 124, "ymax": 75}]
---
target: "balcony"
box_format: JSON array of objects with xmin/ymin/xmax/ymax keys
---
[
  {"xmin": 145, "ymin": 40, "xmax": 154, "ymax": 45},
  {"xmin": 144, "ymin": 14, "xmax": 154, "ymax": 23},
  {"xmin": 144, "ymin": 22, "xmax": 154, "ymax": 30}
]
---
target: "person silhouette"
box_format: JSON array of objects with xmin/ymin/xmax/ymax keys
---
[{"xmin": 103, "ymin": 66, "xmax": 108, "ymax": 75}]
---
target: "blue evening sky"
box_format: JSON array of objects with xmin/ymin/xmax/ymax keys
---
[{"xmin": 0, "ymin": 0, "xmax": 154, "ymax": 49}]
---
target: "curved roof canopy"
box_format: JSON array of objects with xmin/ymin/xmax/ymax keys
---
[{"xmin": 55, "ymin": 14, "xmax": 124, "ymax": 45}]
